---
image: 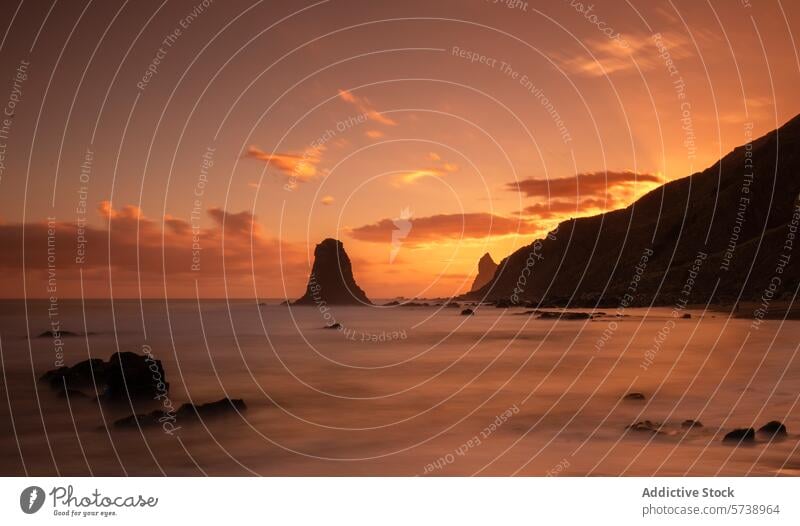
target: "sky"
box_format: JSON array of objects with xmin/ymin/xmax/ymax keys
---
[{"xmin": 0, "ymin": 0, "xmax": 799, "ymax": 299}]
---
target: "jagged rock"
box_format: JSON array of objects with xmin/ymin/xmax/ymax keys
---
[
  {"xmin": 623, "ymin": 392, "xmax": 646, "ymax": 401},
  {"xmin": 294, "ymin": 239, "xmax": 371, "ymax": 305},
  {"xmin": 470, "ymin": 253, "xmax": 498, "ymax": 292},
  {"xmin": 681, "ymin": 419, "xmax": 703, "ymax": 429},
  {"xmin": 461, "ymin": 308, "xmax": 475, "ymax": 316},
  {"xmin": 723, "ymin": 428, "xmax": 756, "ymax": 443},
  {"xmin": 758, "ymin": 420, "xmax": 787, "ymax": 437},
  {"xmin": 324, "ymin": 323, "xmax": 342, "ymax": 329}
]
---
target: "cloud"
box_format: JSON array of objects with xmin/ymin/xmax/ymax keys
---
[
  {"xmin": 507, "ymin": 170, "xmax": 661, "ymax": 200},
  {"xmin": 338, "ymin": 89, "xmax": 397, "ymax": 126},
  {"xmin": 0, "ymin": 202, "xmax": 307, "ymax": 297},
  {"xmin": 348, "ymin": 212, "xmax": 539, "ymax": 246},
  {"xmin": 245, "ymin": 145, "xmax": 322, "ymax": 183},
  {"xmin": 365, "ymin": 130, "xmax": 384, "ymax": 139},
  {"xmin": 554, "ymin": 32, "xmax": 693, "ymax": 77},
  {"xmin": 508, "ymin": 171, "xmax": 662, "ymax": 222},
  {"xmin": 321, "ymin": 195, "xmax": 335, "ymax": 205},
  {"xmin": 519, "ymin": 198, "xmax": 610, "ymax": 219},
  {"xmin": 393, "ymin": 154, "xmax": 459, "ymax": 186}
]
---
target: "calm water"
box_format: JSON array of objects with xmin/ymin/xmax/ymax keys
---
[{"xmin": 1, "ymin": 299, "xmax": 798, "ymax": 476}]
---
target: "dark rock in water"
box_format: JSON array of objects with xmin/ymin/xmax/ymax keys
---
[
  {"xmin": 758, "ymin": 420, "xmax": 788, "ymax": 437},
  {"xmin": 38, "ymin": 329, "xmax": 80, "ymax": 338},
  {"xmin": 178, "ymin": 398, "xmax": 247, "ymax": 419},
  {"xmin": 681, "ymin": 313, "xmax": 691, "ymax": 319},
  {"xmin": 723, "ymin": 428, "xmax": 756, "ymax": 443},
  {"xmin": 681, "ymin": 419, "xmax": 703, "ymax": 429},
  {"xmin": 113, "ymin": 410, "xmax": 166, "ymax": 429},
  {"xmin": 470, "ymin": 253, "xmax": 498, "ymax": 292},
  {"xmin": 495, "ymin": 299, "xmax": 511, "ymax": 308},
  {"xmin": 294, "ymin": 238, "xmax": 371, "ymax": 305},
  {"xmin": 383, "ymin": 300, "xmax": 401, "ymax": 306},
  {"xmin": 623, "ymin": 392, "xmax": 646, "ymax": 401},
  {"xmin": 105, "ymin": 352, "xmax": 168, "ymax": 400},
  {"xmin": 57, "ymin": 388, "xmax": 90, "ymax": 399},
  {"xmin": 627, "ymin": 420, "xmax": 664, "ymax": 434},
  {"xmin": 39, "ymin": 358, "xmax": 107, "ymax": 390},
  {"xmin": 41, "ymin": 352, "xmax": 168, "ymax": 400},
  {"xmin": 324, "ymin": 323, "xmax": 342, "ymax": 330},
  {"xmin": 445, "ymin": 302, "xmax": 460, "ymax": 308},
  {"xmin": 113, "ymin": 398, "xmax": 247, "ymax": 429},
  {"xmin": 461, "ymin": 308, "xmax": 475, "ymax": 316},
  {"xmin": 536, "ymin": 311, "xmax": 591, "ymax": 320}
]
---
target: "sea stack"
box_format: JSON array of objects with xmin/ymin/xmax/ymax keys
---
[
  {"xmin": 470, "ymin": 252, "xmax": 498, "ymax": 292},
  {"xmin": 294, "ymin": 238, "xmax": 371, "ymax": 305}
]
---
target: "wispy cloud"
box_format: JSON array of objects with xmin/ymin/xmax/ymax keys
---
[
  {"xmin": 245, "ymin": 145, "xmax": 323, "ymax": 183},
  {"xmin": 338, "ymin": 89, "xmax": 397, "ymax": 126},
  {"xmin": 554, "ymin": 32, "xmax": 693, "ymax": 77}
]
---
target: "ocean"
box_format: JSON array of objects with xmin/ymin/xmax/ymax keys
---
[{"xmin": 1, "ymin": 299, "xmax": 798, "ymax": 476}]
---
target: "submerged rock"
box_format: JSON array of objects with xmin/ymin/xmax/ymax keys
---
[
  {"xmin": 38, "ymin": 329, "xmax": 80, "ymax": 338},
  {"xmin": 627, "ymin": 420, "xmax": 664, "ymax": 434},
  {"xmin": 113, "ymin": 398, "xmax": 247, "ymax": 429},
  {"xmin": 623, "ymin": 392, "xmax": 646, "ymax": 401},
  {"xmin": 324, "ymin": 323, "xmax": 342, "ymax": 330},
  {"xmin": 757, "ymin": 420, "xmax": 788, "ymax": 437},
  {"xmin": 536, "ymin": 311, "xmax": 592, "ymax": 320},
  {"xmin": 460, "ymin": 308, "xmax": 475, "ymax": 316},
  {"xmin": 723, "ymin": 428, "xmax": 756, "ymax": 444},
  {"xmin": 681, "ymin": 419, "xmax": 703, "ymax": 429}
]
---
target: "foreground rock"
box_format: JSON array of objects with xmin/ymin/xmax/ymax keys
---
[
  {"xmin": 461, "ymin": 308, "xmax": 475, "ymax": 316},
  {"xmin": 40, "ymin": 352, "xmax": 168, "ymax": 400},
  {"xmin": 723, "ymin": 428, "xmax": 756, "ymax": 444},
  {"xmin": 294, "ymin": 238, "xmax": 371, "ymax": 305},
  {"xmin": 758, "ymin": 420, "xmax": 788, "ymax": 437},
  {"xmin": 113, "ymin": 398, "xmax": 247, "ymax": 429}
]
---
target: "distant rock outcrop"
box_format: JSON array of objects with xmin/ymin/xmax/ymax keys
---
[
  {"xmin": 294, "ymin": 238, "xmax": 371, "ymax": 305},
  {"xmin": 470, "ymin": 253, "xmax": 497, "ymax": 292}
]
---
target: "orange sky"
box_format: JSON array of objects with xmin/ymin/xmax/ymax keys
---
[{"xmin": 0, "ymin": 0, "xmax": 799, "ymax": 299}]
